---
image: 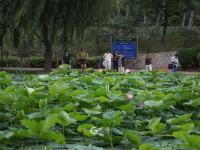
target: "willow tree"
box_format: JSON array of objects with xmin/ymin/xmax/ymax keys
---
[
  {"xmin": 0, "ymin": 0, "xmax": 20, "ymax": 69},
  {"xmin": 16, "ymin": 0, "xmax": 116, "ymax": 71}
]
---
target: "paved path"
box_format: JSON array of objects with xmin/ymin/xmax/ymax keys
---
[
  {"xmin": 1, "ymin": 67, "xmax": 199, "ymax": 75},
  {"xmin": 1, "ymin": 67, "xmax": 57, "ymax": 73}
]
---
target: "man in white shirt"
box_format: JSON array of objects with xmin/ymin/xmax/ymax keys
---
[
  {"xmin": 103, "ymin": 51, "xmax": 113, "ymax": 70},
  {"xmin": 169, "ymin": 54, "xmax": 179, "ymax": 72}
]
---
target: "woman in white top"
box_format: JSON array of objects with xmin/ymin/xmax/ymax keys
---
[
  {"xmin": 103, "ymin": 51, "xmax": 113, "ymax": 70},
  {"xmin": 169, "ymin": 54, "xmax": 179, "ymax": 72}
]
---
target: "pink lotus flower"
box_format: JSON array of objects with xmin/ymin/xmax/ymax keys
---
[{"xmin": 127, "ymin": 93, "xmax": 134, "ymax": 100}]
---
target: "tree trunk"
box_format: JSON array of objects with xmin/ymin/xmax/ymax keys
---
[
  {"xmin": 156, "ymin": 11, "xmax": 162, "ymax": 26},
  {"xmin": 188, "ymin": 10, "xmax": 194, "ymax": 27},
  {"xmin": 42, "ymin": 24, "xmax": 53, "ymax": 72},
  {"xmin": 162, "ymin": 9, "xmax": 168, "ymax": 42},
  {"xmin": 44, "ymin": 44, "xmax": 52, "ymax": 71},
  {"xmin": 143, "ymin": 14, "xmax": 147, "ymax": 25},
  {"xmin": 182, "ymin": 13, "xmax": 186, "ymax": 27},
  {"xmin": 0, "ymin": 35, "xmax": 3, "ymax": 70}
]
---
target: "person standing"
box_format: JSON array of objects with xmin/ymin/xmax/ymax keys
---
[
  {"xmin": 169, "ymin": 54, "xmax": 179, "ymax": 72},
  {"xmin": 77, "ymin": 48, "xmax": 88, "ymax": 73},
  {"xmin": 103, "ymin": 50, "xmax": 113, "ymax": 71},
  {"xmin": 112, "ymin": 53, "xmax": 119, "ymax": 71},
  {"xmin": 145, "ymin": 52, "xmax": 153, "ymax": 71},
  {"xmin": 118, "ymin": 52, "xmax": 125, "ymax": 73},
  {"xmin": 62, "ymin": 50, "xmax": 71, "ymax": 65}
]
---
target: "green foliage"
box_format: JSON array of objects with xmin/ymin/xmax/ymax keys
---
[
  {"xmin": 177, "ymin": 47, "xmax": 200, "ymax": 69},
  {"xmin": 77, "ymin": 123, "xmax": 95, "ymax": 137},
  {"xmin": 148, "ymin": 118, "xmax": 166, "ymax": 134},
  {"xmin": 29, "ymin": 57, "xmax": 44, "ymax": 68},
  {"xmin": 125, "ymin": 130, "xmax": 142, "ymax": 145},
  {"xmin": 139, "ymin": 143, "xmax": 159, "ymax": 150},
  {"xmin": 1, "ymin": 57, "xmax": 20, "ymax": 67},
  {"xmin": 0, "ymin": 70, "xmax": 199, "ymax": 149},
  {"xmin": 166, "ymin": 113, "xmax": 192, "ymax": 125}
]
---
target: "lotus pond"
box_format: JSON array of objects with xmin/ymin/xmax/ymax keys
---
[{"xmin": 0, "ymin": 66, "xmax": 200, "ymax": 150}]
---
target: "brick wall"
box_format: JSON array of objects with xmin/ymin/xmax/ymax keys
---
[{"xmin": 126, "ymin": 51, "xmax": 177, "ymax": 69}]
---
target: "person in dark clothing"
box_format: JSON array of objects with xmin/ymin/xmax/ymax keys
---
[
  {"xmin": 62, "ymin": 50, "xmax": 71, "ymax": 65},
  {"xmin": 112, "ymin": 53, "xmax": 119, "ymax": 71},
  {"xmin": 118, "ymin": 52, "xmax": 125, "ymax": 73},
  {"xmin": 145, "ymin": 52, "xmax": 152, "ymax": 71}
]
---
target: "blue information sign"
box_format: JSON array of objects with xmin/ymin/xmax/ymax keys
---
[{"xmin": 112, "ymin": 38, "xmax": 137, "ymax": 59}]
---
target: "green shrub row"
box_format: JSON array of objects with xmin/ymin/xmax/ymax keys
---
[
  {"xmin": 177, "ymin": 47, "xmax": 200, "ymax": 69},
  {"xmin": 0, "ymin": 56, "xmax": 103, "ymax": 68}
]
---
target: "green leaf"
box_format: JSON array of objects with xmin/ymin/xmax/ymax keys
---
[
  {"xmin": 0, "ymin": 92, "xmax": 13, "ymax": 106},
  {"xmin": 57, "ymin": 111, "xmax": 76, "ymax": 126},
  {"xmin": 97, "ymin": 96, "xmax": 108, "ymax": 102},
  {"xmin": 77, "ymin": 123, "xmax": 95, "ymax": 137},
  {"xmin": 49, "ymin": 82, "xmax": 69, "ymax": 96},
  {"xmin": 172, "ymin": 131, "xmax": 187, "ymax": 139},
  {"xmin": 26, "ymin": 87, "xmax": 35, "ymax": 96},
  {"xmin": 47, "ymin": 132, "xmax": 66, "ymax": 144},
  {"xmin": 103, "ymin": 111, "xmax": 123, "ymax": 126},
  {"xmin": 148, "ymin": 118, "xmax": 166, "ymax": 134},
  {"xmin": 178, "ymin": 123, "xmax": 194, "ymax": 133},
  {"xmin": 95, "ymin": 88, "xmax": 107, "ymax": 97},
  {"xmin": 83, "ymin": 108, "xmax": 101, "ymax": 115},
  {"xmin": 70, "ymin": 112, "xmax": 89, "ymax": 122},
  {"xmin": 111, "ymin": 84, "xmax": 120, "ymax": 91},
  {"xmin": 42, "ymin": 115, "xmax": 58, "ymax": 132},
  {"xmin": 183, "ymin": 98, "xmax": 200, "ymax": 108},
  {"xmin": 38, "ymin": 75, "xmax": 49, "ymax": 80},
  {"xmin": 167, "ymin": 113, "xmax": 192, "ymax": 125},
  {"xmin": 63, "ymin": 103, "xmax": 76, "ymax": 112},
  {"xmin": 125, "ymin": 130, "xmax": 141, "ymax": 145},
  {"xmin": 39, "ymin": 99, "xmax": 47, "ymax": 109},
  {"xmin": 119, "ymin": 104, "xmax": 135, "ymax": 112},
  {"xmin": 144, "ymin": 100, "xmax": 163, "ymax": 108},
  {"xmin": 21, "ymin": 119, "xmax": 40, "ymax": 133},
  {"xmin": 185, "ymin": 135, "xmax": 200, "ymax": 149},
  {"xmin": 17, "ymin": 110, "xmax": 25, "ymax": 119},
  {"xmin": 139, "ymin": 143, "xmax": 159, "ymax": 150}
]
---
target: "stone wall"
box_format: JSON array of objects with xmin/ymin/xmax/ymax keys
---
[{"xmin": 126, "ymin": 51, "xmax": 177, "ymax": 69}]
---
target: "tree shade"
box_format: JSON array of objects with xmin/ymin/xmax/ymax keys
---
[{"xmin": 14, "ymin": 0, "xmax": 116, "ymax": 71}]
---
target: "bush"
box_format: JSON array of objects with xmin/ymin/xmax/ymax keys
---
[
  {"xmin": 0, "ymin": 56, "xmax": 103, "ymax": 69},
  {"xmin": 70, "ymin": 57, "xmax": 103, "ymax": 69},
  {"xmin": 30, "ymin": 57, "xmax": 44, "ymax": 68},
  {"xmin": 1, "ymin": 57, "xmax": 20, "ymax": 67},
  {"xmin": 177, "ymin": 47, "xmax": 200, "ymax": 69}
]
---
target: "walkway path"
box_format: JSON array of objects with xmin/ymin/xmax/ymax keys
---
[{"xmin": 1, "ymin": 67, "xmax": 199, "ymax": 75}]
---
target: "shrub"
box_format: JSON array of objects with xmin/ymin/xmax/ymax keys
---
[
  {"xmin": 30, "ymin": 57, "xmax": 44, "ymax": 68},
  {"xmin": 177, "ymin": 47, "xmax": 200, "ymax": 69},
  {"xmin": 70, "ymin": 57, "xmax": 103, "ymax": 69},
  {"xmin": 1, "ymin": 57, "xmax": 20, "ymax": 67}
]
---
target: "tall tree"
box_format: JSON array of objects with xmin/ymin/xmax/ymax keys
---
[
  {"xmin": 0, "ymin": 0, "xmax": 20, "ymax": 69},
  {"xmin": 16, "ymin": 0, "xmax": 115, "ymax": 71}
]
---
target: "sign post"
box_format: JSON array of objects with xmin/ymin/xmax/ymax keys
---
[{"xmin": 111, "ymin": 38, "xmax": 138, "ymax": 59}]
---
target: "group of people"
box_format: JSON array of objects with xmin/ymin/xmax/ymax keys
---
[
  {"xmin": 102, "ymin": 51, "xmax": 125, "ymax": 72},
  {"xmin": 63, "ymin": 48, "xmax": 179, "ymax": 73},
  {"xmin": 144, "ymin": 52, "xmax": 179, "ymax": 72},
  {"xmin": 62, "ymin": 48, "xmax": 88, "ymax": 72}
]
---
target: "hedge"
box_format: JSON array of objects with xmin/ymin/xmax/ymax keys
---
[
  {"xmin": 0, "ymin": 56, "xmax": 103, "ymax": 69},
  {"xmin": 1, "ymin": 57, "xmax": 20, "ymax": 67},
  {"xmin": 177, "ymin": 47, "xmax": 200, "ymax": 69}
]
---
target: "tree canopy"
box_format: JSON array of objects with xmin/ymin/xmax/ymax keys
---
[{"xmin": 0, "ymin": 0, "xmax": 200, "ymax": 70}]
